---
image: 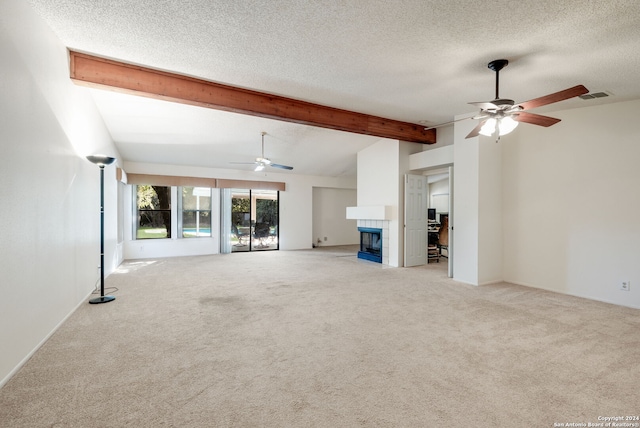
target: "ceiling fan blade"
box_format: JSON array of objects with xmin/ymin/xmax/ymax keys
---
[
  {"xmin": 472, "ymin": 112, "xmax": 490, "ymax": 120},
  {"xmin": 270, "ymin": 163, "xmax": 293, "ymax": 170},
  {"xmin": 517, "ymin": 85, "xmax": 589, "ymax": 110},
  {"xmin": 466, "ymin": 119, "xmax": 488, "ymax": 139},
  {"xmin": 513, "ymin": 111, "xmax": 561, "ymax": 127},
  {"xmin": 424, "ymin": 116, "xmax": 472, "ymax": 130},
  {"xmin": 229, "ymin": 161, "xmax": 258, "ymax": 165},
  {"xmin": 468, "ymin": 101, "xmax": 500, "ymax": 110}
]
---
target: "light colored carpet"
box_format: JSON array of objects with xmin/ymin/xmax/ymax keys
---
[{"xmin": 1, "ymin": 246, "xmax": 638, "ymax": 427}]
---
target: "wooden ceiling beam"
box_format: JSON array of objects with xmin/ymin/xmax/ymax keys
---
[{"xmin": 69, "ymin": 51, "xmax": 435, "ymax": 144}]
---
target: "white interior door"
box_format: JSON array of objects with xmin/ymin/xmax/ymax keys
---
[{"xmin": 404, "ymin": 174, "xmax": 428, "ymax": 267}]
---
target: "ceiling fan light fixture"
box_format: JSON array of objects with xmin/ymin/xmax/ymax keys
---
[
  {"xmin": 479, "ymin": 118, "xmax": 497, "ymax": 136},
  {"xmin": 498, "ymin": 116, "xmax": 519, "ymax": 136},
  {"xmin": 479, "ymin": 116, "xmax": 519, "ymax": 137},
  {"xmin": 254, "ymin": 163, "xmax": 265, "ymax": 172}
]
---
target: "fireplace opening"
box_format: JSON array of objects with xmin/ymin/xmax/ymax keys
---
[{"xmin": 358, "ymin": 227, "xmax": 382, "ymax": 263}]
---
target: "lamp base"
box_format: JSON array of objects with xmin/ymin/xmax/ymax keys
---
[{"xmin": 89, "ymin": 295, "xmax": 116, "ymax": 304}]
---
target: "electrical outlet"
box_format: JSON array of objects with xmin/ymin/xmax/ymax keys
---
[{"xmin": 620, "ymin": 281, "xmax": 630, "ymax": 291}]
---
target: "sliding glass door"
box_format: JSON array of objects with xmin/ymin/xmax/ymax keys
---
[
  {"xmin": 231, "ymin": 190, "xmax": 251, "ymax": 252},
  {"xmin": 228, "ymin": 189, "xmax": 279, "ymax": 252}
]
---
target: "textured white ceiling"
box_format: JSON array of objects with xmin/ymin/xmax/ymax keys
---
[{"xmin": 27, "ymin": 0, "xmax": 640, "ymax": 176}]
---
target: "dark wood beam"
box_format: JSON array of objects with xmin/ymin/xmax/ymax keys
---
[{"xmin": 69, "ymin": 51, "xmax": 436, "ymax": 144}]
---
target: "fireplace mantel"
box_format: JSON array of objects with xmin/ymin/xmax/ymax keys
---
[{"xmin": 346, "ymin": 205, "xmax": 391, "ymax": 220}]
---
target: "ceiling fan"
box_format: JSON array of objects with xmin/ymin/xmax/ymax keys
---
[
  {"xmin": 231, "ymin": 132, "xmax": 293, "ymax": 172},
  {"xmin": 427, "ymin": 59, "xmax": 589, "ymax": 140}
]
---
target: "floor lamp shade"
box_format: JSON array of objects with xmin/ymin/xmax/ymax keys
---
[{"xmin": 87, "ymin": 155, "xmax": 116, "ymax": 304}]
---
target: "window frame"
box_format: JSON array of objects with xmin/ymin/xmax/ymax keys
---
[
  {"xmin": 178, "ymin": 186, "xmax": 213, "ymax": 238},
  {"xmin": 135, "ymin": 184, "xmax": 172, "ymax": 240}
]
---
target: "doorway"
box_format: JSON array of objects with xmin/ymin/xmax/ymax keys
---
[
  {"xmin": 229, "ymin": 189, "xmax": 279, "ymax": 252},
  {"xmin": 426, "ymin": 167, "xmax": 453, "ymax": 277}
]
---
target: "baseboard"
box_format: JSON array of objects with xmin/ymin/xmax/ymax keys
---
[
  {"xmin": 478, "ymin": 279, "xmax": 504, "ymax": 286},
  {"xmin": 452, "ymin": 277, "xmax": 479, "ymax": 286},
  {"xmin": 452, "ymin": 279, "xmax": 504, "ymax": 287},
  {"xmin": 504, "ymin": 279, "xmax": 640, "ymax": 310},
  {"xmin": 452, "ymin": 277, "xmax": 639, "ymax": 309},
  {"xmin": 0, "ymin": 291, "xmax": 92, "ymax": 389}
]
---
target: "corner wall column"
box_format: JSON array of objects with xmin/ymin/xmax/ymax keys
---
[{"xmin": 453, "ymin": 117, "xmax": 503, "ymax": 285}]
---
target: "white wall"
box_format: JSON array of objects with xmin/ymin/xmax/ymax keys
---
[
  {"xmin": 0, "ymin": 0, "xmax": 121, "ymax": 387},
  {"xmin": 312, "ymin": 188, "xmax": 358, "ymax": 246},
  {"xmin": 478, "ymin": 135, "xmax": 503, "ymax": 285},
  {"xmin": 410, "ymin": 144, "xmax": 454, "ymax": 171},
  {"xmin": 281, "ymin": 173, "xmax": 355, "ymax": 250},
  {"xmin": 357, "ymin": 139, "xmax": 399, "ymax": 207},
  {"xmin": 122, "ymin": 162, "xmax": 357, "ymax": 258},
  {"xmin": 503, "ymin": 99, "xmax": 640, "ymax": 308},
  {"xmin": 452, "ymin": 120, "xmax": 480, "ymax": 284},
  {"xmin": 429, "ymin": 179, "xmax": 449, "ymax": 211},
  {"xmin": 452, "ymin": 117, "xmax": 505, "ymax": 285}
]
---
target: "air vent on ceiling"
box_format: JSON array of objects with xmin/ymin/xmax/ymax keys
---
[{"xmin": 579, "ymin": 92, "xmax": 610, "ymax": 100}]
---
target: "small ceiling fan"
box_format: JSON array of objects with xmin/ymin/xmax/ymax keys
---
[
  {"xmin": 231, "ymin": 132, "xmax": 293, "ymax": 171},
  {"xmin": 427, "ymin": 59, "xmax": 589, "ymax": 140}
]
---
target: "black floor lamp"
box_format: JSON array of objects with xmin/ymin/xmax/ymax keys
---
[{"xmin": 87, "ymin": 155, "xmax": 116, "ymax": 304}]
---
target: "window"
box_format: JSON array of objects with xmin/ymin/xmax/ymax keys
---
[
  {"xmin": 181, "ymin": 187, "xmax": 211, "ymax": 237},
  {"xmin": 136, "ymin": 185, "xmax": 171, "ymax": 239}
]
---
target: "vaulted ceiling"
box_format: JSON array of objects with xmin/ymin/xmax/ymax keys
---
[{"xmin": 27, "ymin": 0, "xmax": 640, "ymax": 176}]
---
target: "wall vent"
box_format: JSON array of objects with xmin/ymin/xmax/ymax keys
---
[{"xmin": 579, "ymin": 92, "xmax": 610, "ymax": 100}]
